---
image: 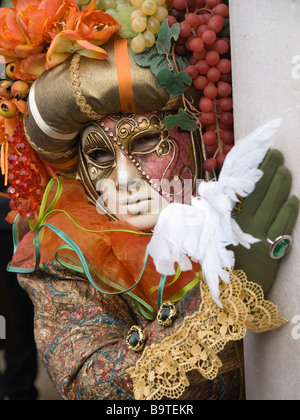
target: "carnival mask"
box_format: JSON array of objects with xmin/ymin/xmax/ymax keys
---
[{"xmin": 79, "ymin": 112, "xmax": 202, "ymax": 231}]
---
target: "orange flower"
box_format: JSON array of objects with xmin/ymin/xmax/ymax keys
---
[
  {"xmin": 19, "ymin": 53, "xmax": 47, "ymax": 79},
  {"xmin": 42, "ymin": 0, "xmax": 80, "ymax": 42},
  {"xmin": 0, "ymin": 3, "xmax": 46, "ymax": 61},
  {"xmin": 69, "ymin": 0, "xmax": 121, "ymax": 45},
  {"xmin": 20, "ymin": 0, "xmax": 79, "ymax": 77},
  {"xmin": 0, "ymin": 0, "xmax": 121, "ymax": 78},
  {"xmin": 46, "ymin": 0, "xmax": 120, "ymax": 70},
  {"xmin": 0, "ymin": 1, "xmax": 48, "ymax": 79}
]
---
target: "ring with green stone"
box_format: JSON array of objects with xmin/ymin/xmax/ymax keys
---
[{"xmin": 267, "ymin": 235, "xmax": 293, "ymax": 260}]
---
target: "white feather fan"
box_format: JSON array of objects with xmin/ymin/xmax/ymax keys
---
[{"xmin": 147, "ymin": 119, "xmax": 282, "ymax": 307}]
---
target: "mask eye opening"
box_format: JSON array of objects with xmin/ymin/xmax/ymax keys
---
[
  {"xmin": 86, "ymin": 147, "xmax": 116, "ymax": 168},
  {"xmin": 130, "ymin": 131, "xmax": 167, "ymax": 155}
]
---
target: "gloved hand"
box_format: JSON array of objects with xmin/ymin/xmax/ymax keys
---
[{"xmin": 233, "ymin": 149, "xmax": 299, "ymax": 293}]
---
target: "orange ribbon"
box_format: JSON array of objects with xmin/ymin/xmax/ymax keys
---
[
  {"xmin": 114, "ymin": 39, "xmax": 136, "ymax": 113},
  {"xmin": 0, "ymin": 139, "xmax": 9, "ymax": 186}
]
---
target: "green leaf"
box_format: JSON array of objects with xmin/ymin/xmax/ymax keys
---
[
  {"xmin": 132, "ymin": 47, "xmax": 170, "ymax": 76},
  {"xmin": 163, "ymin": 108, "xmax": 198, "ymax": 132},
  {"xmin": 156, "ymin": 20, "xmax": 180, "ymax": 55},
  {"xmin": 133, "ymin": 46, "xmax": 190, "ymax": 77},
  {"xmin": 150, "ymin": 55, "xmax": 171, "ymax": 76},
  {"xmin": 175, "ymin": 54, "xmax": 190, "ymax": 72},
  {"xmin": 156, "ymin": 68, "xmax": 192, "ymax": 97},
  {"xmin": 132, "ymin": 46, "xmax": 158, "ymax": 68}
]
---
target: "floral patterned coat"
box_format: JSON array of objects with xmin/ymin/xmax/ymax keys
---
[{"xmin": 18, "ymin": 260, "xmax": 245, "ymax": 401}]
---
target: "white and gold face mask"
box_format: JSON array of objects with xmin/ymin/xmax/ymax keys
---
[{"xmin": 78, "ymin": 112, "xmax": 202, "ymax": 231}]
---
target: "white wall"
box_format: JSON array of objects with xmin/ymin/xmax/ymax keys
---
[{"xmin": 229, "ymin": 0, "xmax": 300, "ymax": 400}]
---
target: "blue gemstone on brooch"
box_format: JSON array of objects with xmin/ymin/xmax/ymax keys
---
[
  {"xmin": 126, "ymin": 326, "xmax": 146, "ymax": 352},
  {"xmin": 157, "ymin": 302, "xmax": 178, "ymax": 328},
  {"xmin": 129, "ymin": 331, "xmax": 140, "ymax": 347},
  {"xmin": 161, "ymin": 306, "xmax": 171, "ymax": 322}
]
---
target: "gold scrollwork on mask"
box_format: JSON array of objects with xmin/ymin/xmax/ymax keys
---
[
  {"xmin": 156, "ymin": 130, "xmax": 172, "ymax": 158},
  {"xmin": 83, "ymin": 127, "xmax": 116, "ymax": 188},
  {"xmin": 115, "ymin": 115, "xmax": 163, "ymax": 148}
]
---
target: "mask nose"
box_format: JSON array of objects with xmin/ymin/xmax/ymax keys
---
[{"xmin": 114, "ymin": 151, "xmax": 140, "ymax": 191}]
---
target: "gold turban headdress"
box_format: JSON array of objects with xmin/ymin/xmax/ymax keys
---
[{"xmin": 24, "ymin": 39, "xmax": 182, "ymax": 174}]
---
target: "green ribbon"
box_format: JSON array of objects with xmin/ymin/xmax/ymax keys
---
[
  {"xmin": 168, "ymin": 277, "xmax": 200, "ymax": 303},
  {"xmin": 8, "ymin": 222, "xmax": 156, "ymax": 319},
  {"xmin": 157, "ymin": 275, "xmax": 168, "ymax": 310},
  {"xmin": 28, "ymin": 178, "xmax": 63, "ymax": 231},
  {"xmin": 156, "ymin": 265, "xmax": 199, "ymax": 310},
  {"xmin": 8, "ymin": 177, "xmax": 196, "ymax": 320},
  {"xmin": 29, "ymin": 178, "xmax": 153, "ymax": 238}
]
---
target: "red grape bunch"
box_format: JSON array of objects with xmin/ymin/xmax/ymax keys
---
[{"xmin": 167, "ymin": 0, "xmax": 233, "ymax": 173}]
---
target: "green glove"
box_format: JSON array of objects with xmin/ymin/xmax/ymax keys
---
[{"xmin": 233, "ymin": 149, "xmax": 299, "ymax": 293}]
